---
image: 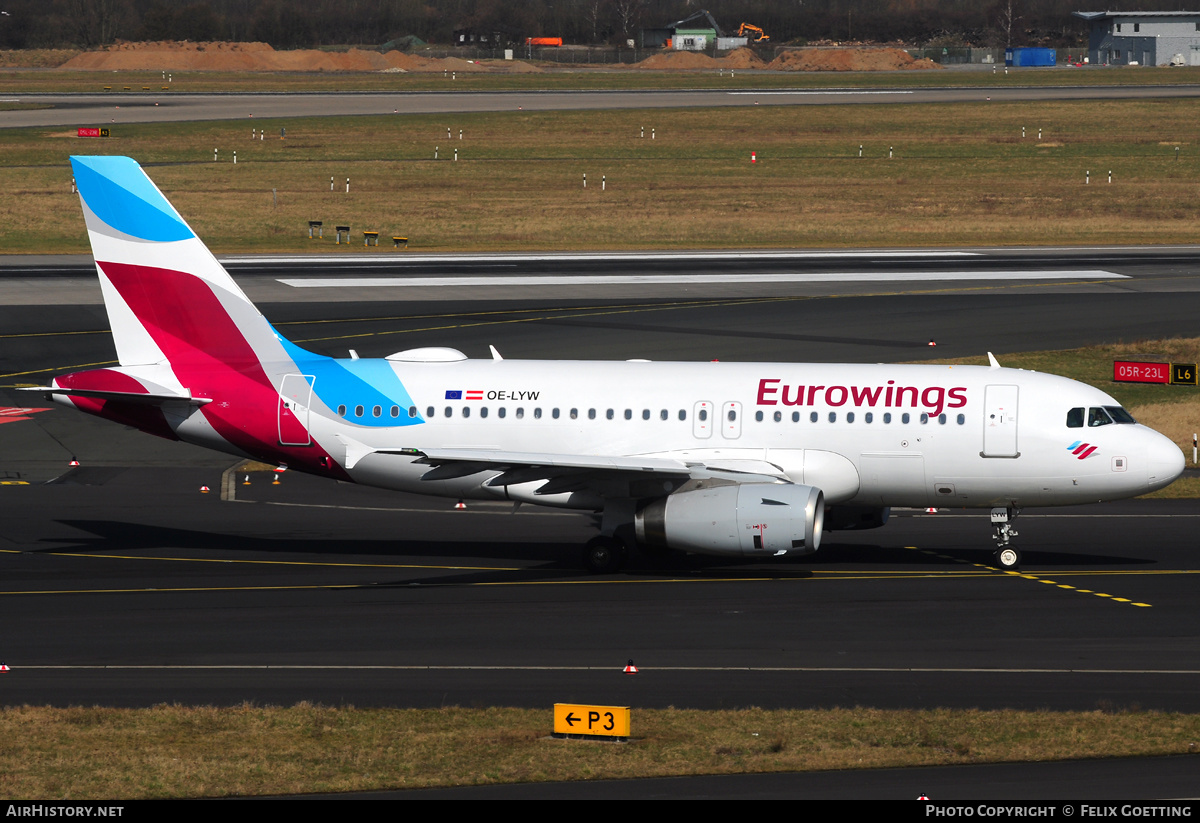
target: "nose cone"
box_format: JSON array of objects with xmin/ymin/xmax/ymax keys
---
[{"xmin": 1147, "ymin": 435, "xmax": 1186, "ymax": 492}]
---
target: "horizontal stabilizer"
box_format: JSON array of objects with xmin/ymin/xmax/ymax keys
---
[{"xmin": 22, "ymin": 386, "xmax": 211, "ymax": 406}]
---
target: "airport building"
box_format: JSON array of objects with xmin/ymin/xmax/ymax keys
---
[{"xmin": 1074, "ymin": 11, "xmax": 1200, "ymax": 66}]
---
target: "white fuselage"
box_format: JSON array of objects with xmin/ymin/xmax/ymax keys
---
[{"xmin": 212, "ymin": 358, "xmax": 1182, "ymax": 511}]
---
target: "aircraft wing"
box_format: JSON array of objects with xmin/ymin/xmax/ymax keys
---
[{"xmin": 403, "ymin": 446, "xmax": 790, "ymax": 492}]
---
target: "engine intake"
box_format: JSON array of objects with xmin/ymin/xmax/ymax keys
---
[{"xmin": 636, "ymin": 483, "xmax": 823, "ymax": 557}]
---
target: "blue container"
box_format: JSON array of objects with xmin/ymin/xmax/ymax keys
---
[{"xmin": 1005, "ymin": 47, "xmax": 1056, "ymax": 67}]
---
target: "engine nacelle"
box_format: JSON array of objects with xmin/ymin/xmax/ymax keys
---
[
  {"xmin": 823, "ymin": 505, "xmax": 891, "ymax": 531},
  {"xmin": 635, "ymin": 483, "xmax": 824, "ymax": 557}
]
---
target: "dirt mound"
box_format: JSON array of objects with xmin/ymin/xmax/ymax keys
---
[
  {"xmin": 719, "ymin": 47, "xmax": 766, "ymax": 69},
  {"xmin": 0, "ymin": 49, "xmax": 82, "ymax": 68},
  {"xmin": 769, "ymin": 47, "xmax": 943, "ymax": 72},
  {"xmin": 58, "ymin": 41, "xmax": 540, "ymax": 73},
  {"xmin": 637, "ymin": 51, "xmax": 718, "ymax": 70}
]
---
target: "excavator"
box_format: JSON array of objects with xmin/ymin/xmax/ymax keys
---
[{"xmin": 737, "ymin": 23, "xmax": 769, "ymax": 43}]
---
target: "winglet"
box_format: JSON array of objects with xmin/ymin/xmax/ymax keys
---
[{"xmin": 987, "ymin": 352, "xmax": 1001, "ymax": 369}]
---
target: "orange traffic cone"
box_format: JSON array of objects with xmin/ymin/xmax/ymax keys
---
[
  {"xmin": 454, "ymin": 500, "xmax": 466, "ymax": 510},
  {"xmin": 624, "ymin": 659, "xmax": 638, "ymax": 674}
]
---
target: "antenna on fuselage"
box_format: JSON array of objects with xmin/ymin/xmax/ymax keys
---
[{"xmin": 987, "ymin": 352, "xmax": 1001, "ymax": 369}]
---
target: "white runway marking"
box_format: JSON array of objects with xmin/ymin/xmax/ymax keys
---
[{"xmin": 278, "ymin": 270, "xmax": 1128, "ymax": 288}]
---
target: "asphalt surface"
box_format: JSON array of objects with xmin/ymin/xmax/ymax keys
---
[
  {"xmin": 10, "ymin": 84, "xmax": 1200, "ymax": 128},
  {"xmin": 3, "ymin": 250, "xmax": 1199, "ymax": 715}
]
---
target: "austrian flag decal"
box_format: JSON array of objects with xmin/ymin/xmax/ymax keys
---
[{"xmin": 1068, "ymin": 441, "xmax": 1098, "ymax": 459}]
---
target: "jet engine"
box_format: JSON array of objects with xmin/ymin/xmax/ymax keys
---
[{"xmin": 635, "ymin": 483, "xmax": 823, "ymax": 557}]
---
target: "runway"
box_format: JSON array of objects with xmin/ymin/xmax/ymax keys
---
[
  {"xmin": 9, "ymin": 83, "xmax": 1200, "ymax": 128},
  {"xmin": 1, "ymin": 248, "xmax": 1198, "ymax": 717}
]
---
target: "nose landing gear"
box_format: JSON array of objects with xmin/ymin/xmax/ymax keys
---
[{"xmin": 991, "ymin": 506, "xmax": 1021, "ymax": 570}]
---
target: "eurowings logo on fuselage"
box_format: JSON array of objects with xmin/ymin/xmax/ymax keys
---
[
  {"xmin": 1068, "ymin": 441, "xmax": 1098, "ymax": 459},
  {"xmin": 757, "ymin": 378, "xmax": 967, "ymax": 417}
]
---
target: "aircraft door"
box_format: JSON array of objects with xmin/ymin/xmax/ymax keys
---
[
  {"xmin": 721, "ymin": 401, "xmax": 742, "ymax": 440},
  {"xmin": 278, "ymin": 373, "xmax": 315, "ymax": 446},
  {"xmin": 982, "ymin": 384, "xmax": 1019, "ymax": 458},
  {"xmin": 693, "ymin": 401, "xmax": 713, "ymax": 439}
]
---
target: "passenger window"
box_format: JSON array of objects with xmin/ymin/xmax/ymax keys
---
[
  {"xmin": 498, "ymin": 407, "xmax": 506, "ymax": 418},
  {"xmin": 660, "ymin": 409, "xmax": 668, "ymax": 421},
  {"xmin": 810, "ymin": 412, "xmax": 818, "ymax": 423},
  {"xmin": 755, "ymin": 410, "xmax": 764, "ymax": 422},
  {"xmin": 373, "ymin": 405, "xmax": 382, "ymax": 417},
  {"xmin": 642, "ymin": 409, "xmax": 650, "ymax": 420},
  {"xmin": 698, "ymin": 409, "xmax": 707, "ymax": 421},
  {"xmin": 625, "ymin": 409, "xmax": 632, "ymax": 420},
  {"xmin": 406, "ymin": 406, "xmax": 416, "ymax": 418},
  {"xmin": 1088, "ymin": 407, "xmax": 1113, "ymax": 427},
  {"xmin": 865, "ymin": 412, "xmax": 873, "ymax": 423},
  {"xmin": 1066, "ymin": 407, "xmax": 1084, "ymax": 428},
  {"xmin": 901, "ymin": 413, "xmax": 910, "ymax": 424},
  {"xmin": 337, "ymin": 405, "xmax": 347, "ymax": 417},
  {"xmin": 552, "ymin": 408, "xmax": 560, "ymax": 419},
  {"xmin": 920, "ymin": 413, "xmax": 928, "ymax": 424},
  {"xmin": 792, "ymin": 411, "xmax": 800, "ymax": 422},
  {"xmin": 444, "ymin": 406, "xmax": 453, "ymax": 417},
  {"xmin": 426, "ymin": 406, "xmax": 435, "ymax": 418},
  {"xmin": 462, "ymin": 407, "xmax": 470, "ymax": 418},
  {"xmin": 607, "ymin": 409, "xmax": 614, "ymax": 420},
  {"xmin": 728, "ymin": 410, "xmax": 737, "ymax": 421},
  {"xmin": 355, "ymin": 405, "xmax": 364, "ymax": 417},
  {"xmin": 957, "ymin": 414, "xmax": 965, "ymax": 425},
  {"xmin": 570, "ymin": 408, "xmax": 578, "ymax": 419},
  {"xmin": 480, "ymin": 407, "xmax": 488, "ymax": 418},
  {"xmin": 773, "ymin": 411, "xmax": 782, "ymax": 422},
  {"xmin": 516, "ymin": 408, "xmax": 525, "ymax": 419},
  {"xmin": 883, "ymin": 413, "xmax": 892, "ymax": 424},
  {"xmin": 938, "ymin": 414, "xmax": 946, "ymax": 424},
  {"xmin": 588, "ymin": 409, "xmax": 596, "ymax": 420},
  {"xmin": 828, "ymin": 412, "xmax": 836, "ymax": 423},
  {"xmin": 534, "ymin": 408, "xmax": 542, "ymax": 419},
  {"xmin": 846, "ymin": 412, "xmax": 855, "ymax": 423},
  {"xmin": 678, "ymin": 410, "xmax": 686, "ymax": 421}
]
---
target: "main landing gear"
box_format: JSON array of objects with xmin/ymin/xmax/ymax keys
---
[
  {"xmin": 582, "ymin": 535, "xmax": 628, "ymax": 574},
  {"xmin": 990, "ymin": 506, "xmax": 1021, "ymax": 570}
]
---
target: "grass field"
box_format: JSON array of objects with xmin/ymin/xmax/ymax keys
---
[
  {"xmin": 7, "ymin": 97, "xmax": 1200, "ymax": 254},
  {"xmin": 2, "ymin": 704, "xmax": 1197, "ymax": 798}
]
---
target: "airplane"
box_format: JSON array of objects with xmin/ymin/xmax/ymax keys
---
[{"xmin": 31, "ymin": 156, "xmax": 1186, "ymax": 573}]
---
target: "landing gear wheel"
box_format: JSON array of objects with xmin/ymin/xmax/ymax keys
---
[
  {"xmin": 583, "ymin": 536, "xmax": 627, "ymax": 574},
  {"xmin": 995, "ymin": 546, "xmax": 1022, "ymax": 571}
]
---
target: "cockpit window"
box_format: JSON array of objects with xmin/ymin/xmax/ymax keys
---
[
  {"xmin": 1066, "ymin": 407, "xmax": 1084, "ymax": 428},
  {"xmin": 1105, "ymin": 406, "xmax": 1137, "ymax": 424},
  {"xmin": 1088, "ymin": 407, "xmax": 1113, "ymax": 427}
]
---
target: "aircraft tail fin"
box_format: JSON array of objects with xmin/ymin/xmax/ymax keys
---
[{"xmin": 71, "ymin": 156, "xmax": 280, "ymax": 369}]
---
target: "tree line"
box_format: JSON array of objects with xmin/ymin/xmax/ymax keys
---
[{"xmin": 0, "ymin": 0, "xmax": 1176, "ymax": 51}]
